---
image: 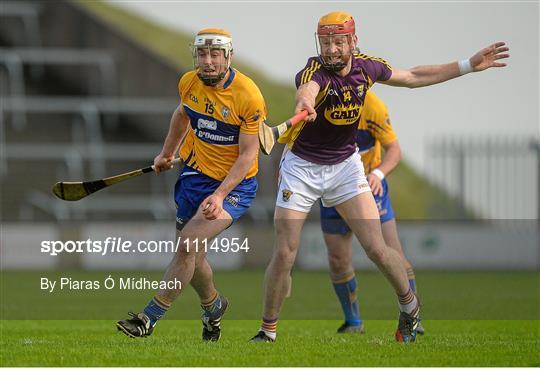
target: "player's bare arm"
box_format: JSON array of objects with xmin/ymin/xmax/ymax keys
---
[
  {"xmin": 382, "ymin": 42, "xmax": 509, "ymax": 88},
  {"xmin": 295, "ymin": 80, "xmax": 320, "ymax": 122},
  {"xmin": 154, "ymin": 104, "xmax": 190, "ymax": 173},
  {"xmin": 368, "ymin": 140, "xmax": 401, "ymax": 196},
  {"xmin": 201, "ymin": 132, "xmax": 259, "ymax": 220}
]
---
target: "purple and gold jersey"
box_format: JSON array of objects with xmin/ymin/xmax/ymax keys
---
[
  {"xmin": 178, "ymin": 68, "xmax": 266, "ymax": 181},
  {"xmin": 357, "ymin": 91, "xmax": 397, "ymax": 174},
  {"xmin": 279, "ymin": 53, "xmax": 392, "ymax": 165}
]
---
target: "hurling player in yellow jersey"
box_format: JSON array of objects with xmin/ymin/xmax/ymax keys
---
[
  {"xmin": 117, "ymin": 28, "xmax": 266, "ymax": 341},
  {"xmin": 251, "ymin": 11, "xmax": 508, "ymax": 343},
  {"xmin": 320, "ymin": 90, "xmax": 424, "ymax": 335}
]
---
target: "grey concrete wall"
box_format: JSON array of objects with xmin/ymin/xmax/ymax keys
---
[
  {"xmin": 1, "ymin": 1, "xmax": 185, "ymax": 139},
  {"xmin": 42, "ymin": 1, "xmax": 184, "ymax": 99}
]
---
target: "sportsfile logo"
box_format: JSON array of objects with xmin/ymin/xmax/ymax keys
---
[{"xmin": 40, "ymin": 237, "xmax": 250, "ymax": 256}]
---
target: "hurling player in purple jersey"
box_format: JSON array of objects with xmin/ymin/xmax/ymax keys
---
[{"xmin": 250, "ymin": 11, "xmax": 508, "ymax": 343}]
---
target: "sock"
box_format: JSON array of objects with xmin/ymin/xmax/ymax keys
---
[
  {"xmin": 201, "ymin": 291, "xmax": 222, "ymax": 318},
  {"xmin": 332, "ymin": 272, "xmax": 362, "ymax": 326},
  {"xmin": 143, "ymin": 295, "xmax": 171, "ymax": 326},
  {"xmin": 260, "ymin": 317, "xmax": 277, "ymax": 340},
  {"xmin": 398, "ymin": 289, "xmax": 419, "ymax": 315},
  {"xmin": 407, "ymin": 268, "xmax": 417, "ymax": 293}
]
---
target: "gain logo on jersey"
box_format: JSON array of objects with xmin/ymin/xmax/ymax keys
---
[{"xmin": 324, "ymin": 103, "xmax": 362, "ymax": 125}]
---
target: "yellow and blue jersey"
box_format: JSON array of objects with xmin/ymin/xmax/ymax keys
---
[
  {"xmin": 357, "ymin": 91, "xmax": 397, "ymax": 174},
  {"xmin": 178, "ymin": 68, "xmax": 266, "ymax": 181}
]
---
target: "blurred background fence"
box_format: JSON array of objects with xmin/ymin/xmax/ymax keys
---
[{"xmin": 426, "ymin": 136, "xmax": 539, "ymax": 220}]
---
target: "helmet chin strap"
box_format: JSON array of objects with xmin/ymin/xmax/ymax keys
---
[
  {"xmin": 320, "ymin": 53, "xmax": 350, "ymax": 72},
  {"xmin": 198, "ymin": 69, "xmax": 228, "ymax": 86},
  {"xmin": 321, "ymin": 60, "xmax": 347, "ymax": 72}
]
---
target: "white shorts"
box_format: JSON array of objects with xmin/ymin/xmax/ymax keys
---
[{"xmin": 276, "ymin": 149, "xmax": 371, "ymax": 213}]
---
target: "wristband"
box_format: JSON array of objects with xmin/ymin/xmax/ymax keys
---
[
  {"xmin": 458, "ymin": 59, "xmax": 473, "ymax": 75},
  {"xmin": 371, "ymin": 168, "xmax": 385, "ymax": 180}
]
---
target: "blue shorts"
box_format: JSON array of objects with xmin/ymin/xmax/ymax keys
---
[
  {"xmin": 174, "ymin": 165, "xmax": 257, "ymax": 229},
  {"xmin": 320, "ymin": 178, "xmax": 395, "ymax": 235}
]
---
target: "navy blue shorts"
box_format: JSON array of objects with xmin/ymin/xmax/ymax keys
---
[
  {"xmin": 320, "ymin": 178, "xmax": 395, "ymax": 235},
  {"xmin": 174, "ymin": 165, "xmax": 257, "ymax": 228}
]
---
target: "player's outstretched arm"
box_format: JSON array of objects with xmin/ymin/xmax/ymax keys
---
[
  {"xmin": 381, "ymin": 41, "xmax": 509, "ymax": 89},
  {"xmin": 154, "ymin": 104, "xmax": 190, "ymax": 173},
  {"xmin": 469, "ymin": 41, "xmax": 509, "ymax": 72}
]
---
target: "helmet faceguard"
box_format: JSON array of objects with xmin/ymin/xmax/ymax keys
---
[
  {"xmin": 315, "ymin": 12, "xmax": 356, "ymax": 72},
  {"xmin": 191, "ymin": 28, "xmax": 233, "ymax": 86}
]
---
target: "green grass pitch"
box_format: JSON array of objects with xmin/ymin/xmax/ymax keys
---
[
  {"xmin": 1, "ymin": 320, "xmax": 539, "ymax": 366},
  {"xmin": 1, "ymin": 271, "xmax": 539, "ymax": 366}
]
